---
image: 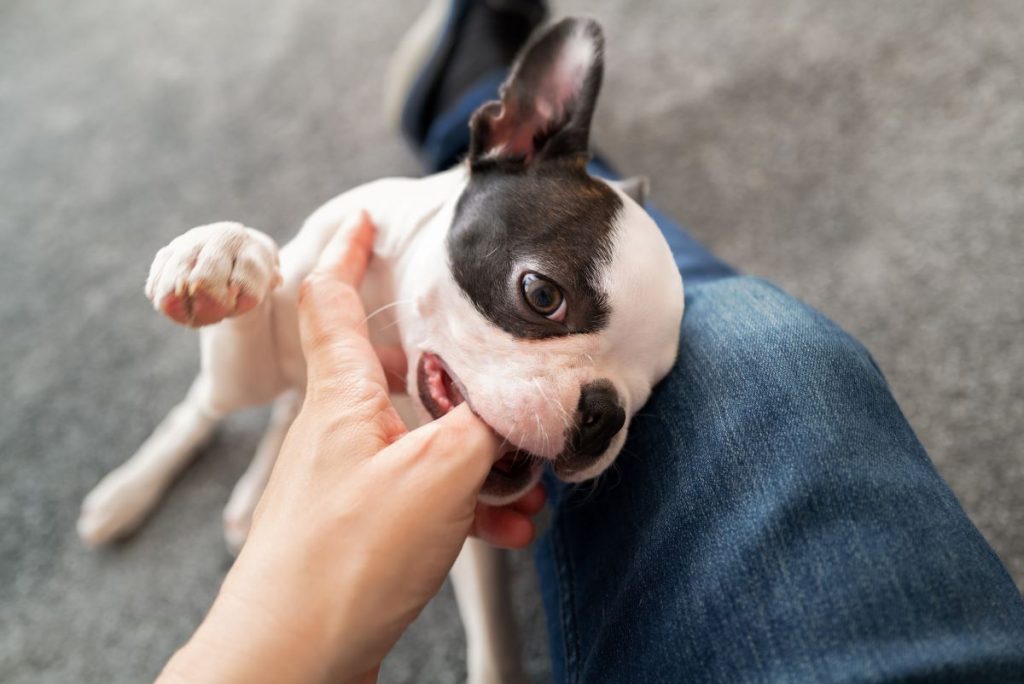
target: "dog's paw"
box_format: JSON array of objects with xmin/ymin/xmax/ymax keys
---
[
  {"xmin": 145, "ymin": 222, "xmax": 282, "ymax": 327},
  {"xmin": 77, "ymin": 467, "xmax": 162, "ymax": 546}
]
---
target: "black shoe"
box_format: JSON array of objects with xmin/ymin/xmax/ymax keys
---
[{"xmin": 384, "ymin": 0, "xmax": 548, "ymax": 146}]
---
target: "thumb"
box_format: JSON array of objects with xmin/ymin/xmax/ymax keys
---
[{"xmin": 383, "ymin": 404, "xmax": 502, "ymax": 485}]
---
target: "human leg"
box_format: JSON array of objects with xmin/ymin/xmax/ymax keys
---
[
  {"xmin": 389, "ymin": 4, "xmax": 1024, "ymax": 681},
  {"xmin": 535, "ymin": 276, "xmax": 1024, "ymax": 682}
]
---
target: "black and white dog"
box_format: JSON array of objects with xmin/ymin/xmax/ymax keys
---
[{"xmin": 79, "ymin": 18, "xmax": 683, "ymax": 682}]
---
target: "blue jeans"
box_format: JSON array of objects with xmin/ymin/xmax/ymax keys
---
[{"xmin": 420, "ymin": 82, "xmax": 1024, "ymax": 682}]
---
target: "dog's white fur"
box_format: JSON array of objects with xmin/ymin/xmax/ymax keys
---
[{"xmin": 79, "ymin": 159, "xmax": 681, "ymax": 681}]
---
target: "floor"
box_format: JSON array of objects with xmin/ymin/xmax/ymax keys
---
[{"xmin": 1, "ymin": 1, "xmax": 1021, "ymax": 681}]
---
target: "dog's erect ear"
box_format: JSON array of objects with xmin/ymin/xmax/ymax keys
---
[{"xmin": 469, "ymin": 18, "xmax": 603, "ymax": 167}]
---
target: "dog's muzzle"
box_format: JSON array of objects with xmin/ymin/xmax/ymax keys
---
[
  {"xmin": 554, "ymin": 379, "xmax": 625, "ymax": 479},
  {"xmin": 416, "ymin": 352, "xmax": 625, "ymax": 500}
]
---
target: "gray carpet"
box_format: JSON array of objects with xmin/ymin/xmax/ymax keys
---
[{"xmin": 2, "ymin": 1, "xmax": 1021, "ymax": 682}]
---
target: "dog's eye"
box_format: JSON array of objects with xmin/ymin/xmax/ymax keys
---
[{"xmin": 522, "ymin": 273, "xmax": 566, "ymax": 322}]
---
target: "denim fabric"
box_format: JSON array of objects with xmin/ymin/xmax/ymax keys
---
[
  {"xmin": 536, "ymin": 275, "xmax": 1024, "ymax": 683},
  {"xmin": 412, "ymin": 69, "xmax": 1024, "ymax": 683},
  {"xmin": 419, "ymin": 69, "xmax": 507, "ymax": 171},
  {"xmin": 585, "ymin": 155, "xmax": 737, "ymax": 286},
  {"xmin": 399, "ymin": 0, "xmax": 476, "ymax": 147}
]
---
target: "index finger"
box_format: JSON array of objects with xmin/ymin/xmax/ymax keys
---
[
  {"xmin": 299, "ymin": 211, "xmax": 377, "ymax": 342},
  {"xmin": 384, "ymin": 403, "xmax": 502, "ymax": 479}
]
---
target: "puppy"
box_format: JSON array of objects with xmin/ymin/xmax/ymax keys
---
[{"xmin": 79, "ymin": 18, "xmax": 683, "ymax": 683}]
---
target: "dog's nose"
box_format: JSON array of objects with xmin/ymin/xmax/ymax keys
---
[{"xmin": 574, "ymin": 380, "xmax": 625, "ymax": 458}]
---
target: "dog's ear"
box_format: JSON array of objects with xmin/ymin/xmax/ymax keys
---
[{"xmin": 469, "ymin": 18, "xmax": 603, "ymax": 168}]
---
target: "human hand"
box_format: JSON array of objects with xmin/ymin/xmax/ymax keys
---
[{"xmin": 158, "ymin": 212, "xmax": 546, "ymax": 684}]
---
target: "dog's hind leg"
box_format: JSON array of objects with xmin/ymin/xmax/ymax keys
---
[
  {"xmin": 451, "ymin": 538, "xmax": 528, "ymax": 684},
  {"xmin": 77, "ymin": 374, "xmax": 222, "ymax": 546},
  {"xmin": 222, "ymin": 389, "xmax": 302, "ymax": 554}
]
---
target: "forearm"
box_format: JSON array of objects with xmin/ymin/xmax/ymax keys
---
[
  {"xmin": 158, "ymin": 585, "xmax": 339, "ymax": 684},
  {"xmin": 157, "ymin": 475, "xmax": 397, "ymax": 684},
  {"xmin": 159, "ymin": 546, "xmax": 410, "ymax": 684}
]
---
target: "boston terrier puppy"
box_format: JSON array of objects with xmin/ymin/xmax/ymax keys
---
[{"xmin": 79, "ymin": 18, "xmax": 683, "ymax": 683}]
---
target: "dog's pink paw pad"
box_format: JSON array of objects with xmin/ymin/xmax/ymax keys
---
[
  {"xmin": 158, "ymin": 292, "xmax": 191, "ymax": 326},
  {"xmin": 188, "ymin": 290, "xmax": 233, "ymax": 327},
  {"xmin": 146, "ymin": 222, "xmax": 280, "ymax": 328}
]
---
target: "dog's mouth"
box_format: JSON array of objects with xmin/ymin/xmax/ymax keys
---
[{"xmin": 417, "ymin": 352, "xmax": 541, "ymax": 499}]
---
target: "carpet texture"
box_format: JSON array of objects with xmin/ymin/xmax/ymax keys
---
[{"xmin": 1, "ymin": 1, "xmax": 1021, "ymax": 682}]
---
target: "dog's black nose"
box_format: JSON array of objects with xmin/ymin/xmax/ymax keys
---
[{"xmin": 573, "ymin": 380, "xmax": 625, "ymax": 459}]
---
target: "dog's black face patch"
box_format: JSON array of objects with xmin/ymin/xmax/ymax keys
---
[{"xmin": 448, "ymin": 161, "xmax": 622, "ymax": 339}]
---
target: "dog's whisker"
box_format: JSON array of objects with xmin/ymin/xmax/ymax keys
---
[
  {"xmin": 533, "ymin": 410, "xmax": 550, "ymax": 458},
  {"xmin": 496, "ymin": 429, "xmax": 511, "ymax": 456},
  {"xmin": 533, "ymin": 379, "xmax": 572, "ymax": 431},
  {"xmin": 371, "ymin": 317, "xmax": 405, "ymax": 334},
  {"xmin": 534, "ymin": 380, "xmax": 578, "ymax": 472},
  {"xmin": 360, "ymin": 298, "xmax": 416, "ymax": 326},
  {"xmin": 571, "ymin": 470, "xmax": 605, "ymax": 509}
]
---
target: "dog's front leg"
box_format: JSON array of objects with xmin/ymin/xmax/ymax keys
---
[
  {"xmin": 152, "ymin": 221, "xmax": 288, "ymax": 409},
  {"xmin": 451, "ymin": 538, "xmax": 528, "ymax": 684},
  {"xmin": 78, "ymin": 222, "xmax": 286, "ymax": 546}
]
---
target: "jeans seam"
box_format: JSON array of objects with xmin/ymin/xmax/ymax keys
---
[{"xmin": 552, "ymin": 512, "xmax": 582, "ymax": 684}]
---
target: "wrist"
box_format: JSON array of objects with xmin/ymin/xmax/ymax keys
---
[{"xmin": 159, "ymin": 551, "xmax": 359, "ymax": 684}]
